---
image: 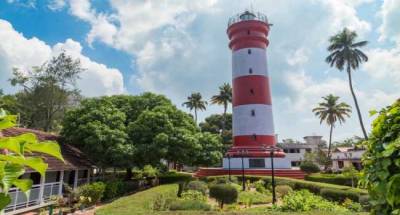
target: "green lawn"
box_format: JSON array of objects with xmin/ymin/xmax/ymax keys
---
[{"xmin": 96, "ymin": 184, "xmax": 368, "ymax": 215}]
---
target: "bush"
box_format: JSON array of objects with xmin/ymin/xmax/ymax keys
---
[
  {"xmin": 253, "ymin": 180, "xmax": 269, "ymax": 194},
  {"xmin": 300, "ymin": 162, "xmax": 320, "ymax": 174},
  {"xmin": 181, "ymin": 190, "xmax": 206, "ymax": 202},
  {"xmin": 204, "ymin": 175, "xmax": 238, "ymax": 185},
  {"xmin": 238, "ymin": 191, "xmax": 272, "ymax": 206},
  {"xmin": 132, "ymin": 168, "xmax": 143, "ymax": 180},
  {"xmin": 320, "ymin": 188, "xmax": 360, "ymax": 202},
  {"xmin": 158, "ymin": 171, "xmax": 192, "ymax": 184},
  {"xmin": 103, "ymin": 180, "xmax": 125, "ymax": 200},
  {"xmin": 279, "ymin": 190, "xmax": 348, "ymax": 212},
  {"xmin": 185, "ymin": 181, "xmax": 208, "ymax": 195},
  {"xmin": 209, "ymin": 184, "xmax": 238, "ymax": 208},
  {"xmin": 169, "ymin": 199, "xmax": 211, "ymax": 211},
  {"xmin": 78, "ymin": 182, "xmax": 106, "ymax": 205},
  {"xmin": 275, "ymin": 185, "xmax": 293, "ymax": 197},
  {"xmin": 305, "ymin": 173, "xmax": 359, "ymax": 186},
  {"xmin": 342, "ymin": 198, "xmax": 362, "ymax": 212},
  {"xmin": 142, "ymin": 165, "xmax": 159, "ymax": 178}
]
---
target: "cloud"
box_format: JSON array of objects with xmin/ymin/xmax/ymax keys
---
[
  {"xmin": 48, "ymin": 0, "xmax": 66, "ymax": 11},
  {"xmin": 363, "ymin": 48, "xmax": 400, "ymax": 85},
  {"xmin": 378, "ymin": 0, "xmax": 400, "ymax": 44},
  {"xmin": 0, "ymin": 19, "xmax": 124, "ymax": 97}
]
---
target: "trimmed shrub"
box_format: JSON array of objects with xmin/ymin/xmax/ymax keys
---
[
  {"xmin": 300, "ymin": 162, "xmax": 320, "ymax": 174},
  {"xmin": 158, "ymin": 171, "xmax": 192, "ymax": 184},
  {"xmin": 209, "ymin": 184, "xmax": 238, "ymax": 208},
  {"xmin": 204, "ymin": 175, "xmax": 238, "ymax": 185},
  {"xmin": 342, "ymin": 198, "xmax": 362, "ymax": 212},
  {"xmin": 169, "ymin": 199, "xmax": 211, "ymax": 211},
  {"xmin": 78, "ymin": 182, "xmax": 106, "ymax": 205},
  {"xmin": 181, "ymin": 190, "xmax": 206, "ymax": 202},
  {"xmin": 185, "ymin": 181, "xmax": 208, "ymax": 195},
  {"xmin": 320, "ymin": 188, "xmax": 359, "ymax": 202},
  {"xmin": 305, "ymin": 173, "xmax": 359, "ymax": 186},
  {"xmin": 275, "ymin": 185, "xmax": 293, "ymax": 197}
]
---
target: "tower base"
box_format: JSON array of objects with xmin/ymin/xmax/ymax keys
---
[
  {"xmin": 222, "ymin": 157, "xmax": 291, "ymax": 169},
  {"xmin": 194, "ymin": 167, "xmax": 306, "ymax": 179}
]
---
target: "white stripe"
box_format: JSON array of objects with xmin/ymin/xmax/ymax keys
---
[
  {"xmin": 233, "ymin": 104, "xmax": 275, "ymax": 136},
  {"xmin": 232, "ymin": 48, "xmax": 268, "ymax": 79}
]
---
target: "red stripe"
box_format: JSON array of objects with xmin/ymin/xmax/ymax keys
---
[
  {"xmin": 233, "ymin": 135, "xmax": 276, "ymax": 147},
  {"xmin": 227, "ymin": 20, "xmax": 270, "ymax": 51},
  {"xmin": 233, "ymin": 75, "xmax": 272, "ymax": 106}
]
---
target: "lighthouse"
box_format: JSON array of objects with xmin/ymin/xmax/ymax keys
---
[{"xmin": 222, "ymin": 10, "xmax": 290, "ymax": 170}]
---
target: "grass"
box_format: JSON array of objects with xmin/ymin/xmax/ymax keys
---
[
  {"xmin": 96, "ymin": 184, "xmax": 368, "ymax": 215},
  {"xmin": 238, "ymin": 190, "xmax": 272, "ymax": 205}
]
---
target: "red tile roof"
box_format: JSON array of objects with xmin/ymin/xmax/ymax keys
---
[{"xmin": 1, "ymin": 127, "xmax": 94, "ymax": 172}]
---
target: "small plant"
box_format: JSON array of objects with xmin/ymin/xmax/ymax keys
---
[
  {"xmin": 253, "ymin": 180, "xmax": 269, "ymax": 194},
  {"xmin": 275, "ymin": 185, "xmax": 293, "ymax": 197},
  {"xmin": 78, "ymin": 182, "xmax": 106, "ymax": 206},
  {"xmin": 342, "ymin": 198, "xmax": 362, "ymax": 212},
  {"xmin": 300, "ymin": 161, "xmax": 320, "ymax": 174},
  {"xmin": 185, "ymin": 180, "xmax": 208, "ymax": 195},
  {"xmin": 143, "ymin": 165, "xmax": 159, "ymax": 178},
  {"xmin": 238, "ymin": 191, "xmax": 272, "ymax": 207},
  {"xmin": 342, "ymin": 166, "xmax": 358, "ymax": 187},
  {"xmin": 151, "ymin": 193, "xmax": 174, "ymax": 211},
  {"xmin": 209, "ymin": 184, "xmax": 238, "ymax": 208},
  {"xmin": 181, "ymin": 190, "xmax": 206, "ymax": 202}
]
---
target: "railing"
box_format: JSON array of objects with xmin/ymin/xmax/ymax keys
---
[
  {"xmin": 5, "ymin": 182, "xmax": 61, "ymax": 213},
  {"xmin": 228, "ymin": 11, "xmax": 268, "ymax": 27}
]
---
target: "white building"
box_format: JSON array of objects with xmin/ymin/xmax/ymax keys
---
[{"xmin": 331, "ymin": 147, "xmax": 365, "ymax": 171}]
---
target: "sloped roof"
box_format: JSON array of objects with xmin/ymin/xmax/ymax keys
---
[{"xmin": 1, "ymin": 127, "xmax": 94, "ymax": 171}]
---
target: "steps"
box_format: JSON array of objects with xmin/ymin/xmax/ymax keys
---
[{"xmin": 194, "ymin": 168, "xmax": 306, "ymax": 179}]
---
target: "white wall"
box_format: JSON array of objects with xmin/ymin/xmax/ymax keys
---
[{"xmin": 223, "ymin": 157, "xmax": 291, "ymax": 169}]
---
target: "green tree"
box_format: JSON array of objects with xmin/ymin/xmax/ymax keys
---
[
  {"xmin": 182, "ymin": 92, "xmax": 207, "ymax": 124},
  {"xmin": 0, "ymin": 109, "xmax": 63, "ymax": 210},
  {"xmin": 195, "ymin": 132, "xmax": 224, "ymax": 167},
  {"xmin": 210, "ymin": 83, "xmax": 232, "ymax": 132},
  {"xmin": 199, "ymin": 113, "xmax": 232, "ymax": 146},
  {"xmin": 61, "ymin": 98, "xmax": 130, "ymax": 173},
  {"xmin": 10, "ymin": 52, "xmax": 83, "ymax": 131},
  {"xmin": 326, "ymin": 28, "xmax": 368, "ymax": 140},
  {"xmin": 312, "ymin": 94, "xmax": 351, "ymax": 168},
  {"xmin": 361, "ymin": 99, "xmax": 400, "ymax": 214}
]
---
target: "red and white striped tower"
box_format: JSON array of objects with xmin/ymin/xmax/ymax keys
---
[{"xmin": 223, "ymin": 10, "xmax": 287, "ymax": 169}]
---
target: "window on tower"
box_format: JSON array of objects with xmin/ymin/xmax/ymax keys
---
[
  {"xmin": 251, "ymin": 110, "xmax": 255, "ymax": 116},
  {"xmin": 249, "ymin": 68, "xmax": 253, "ymax": 74},
  {"xmin": 253, "ymin": 134, "xmax": 257, "ymax": 140},
  {"xmin": 247, "ymin": 30, "xmax": 250, "ymax": 35},
  {"xmin": 250, "ymin": 89, "xmax": 254, "ymax": 94},
  {"xmin": 248, "ymin": 49, "xmax": 251, "ymax": 54}
]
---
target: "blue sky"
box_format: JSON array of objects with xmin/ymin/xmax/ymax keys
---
[{"xmin": 0, "ymin": 0, "xmax": 399, "ymax": 142}]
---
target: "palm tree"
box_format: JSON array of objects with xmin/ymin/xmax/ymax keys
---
[
  {"xmin": 326, "ymin": 28, "xmax": 368, "ymax": 140},
  {"xmin": 182, "ymin": 92, "xmax": 207, "ymax": 124},
  {"xmin": 312, "ymin": 94, "xmax": 351, "ymax": 168},
  {"xmin": 210, "ymin": 83, "xmax": 232, "ymax": 132}
]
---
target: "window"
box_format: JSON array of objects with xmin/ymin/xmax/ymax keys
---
[
  {"xmin": 291, "ymin": 161, "xmax": 300, "ymax": 167},
  {"xmin": 247, "ymin": 30, "xmax": 250, "ymax": 35},
  {"xmin": 249, "ymin": 68, "xmax": 253, "ymax": 74},
  {"xmin": 283, "ymin": 149, "xmax": 288, "ymax": 153},
  {"xmin": 252, "ymin": 134, "xmax": 257, "ymax": 140},
  {"xmin": 251, "ymin": 110, "xmax": 255, "ymax": 116},
  {"xmin": 250, "ymin": 89, "xmax": 254, "ymax": 94},
  {"xmin": 248, "ymin": 49, "xmax": 251, "ymax": 54},
  {"xmin": 306, "ymin": 148, "xmax": 312, "ymax": 153},
  {"xmin": 296, "ymin": 149, "xmax": 300, "ymax": 153},
  {"xmin": 338, "ymin": 161, "xmax": 344, "ymax": 169},
  {"xmin": 289, "ymin": 149, "xmax": 295, "ymax": 153},
  {"xmin": 249, "ymin": 159, "xmax": 265, "ymax": 168}
]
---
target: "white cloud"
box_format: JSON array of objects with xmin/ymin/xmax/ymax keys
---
[
  {"xmin": 0, "ymin": 19, "xmax": 124, "ymax": 97},
  {"xmin": 364, "ymin": 48, "xmax": 400, "ymax": 85},
  {"xmin": 378, "ymin": 0, "xmax": 400, "ymax": 44},
  {"xmin": 48, "ymin": 0, "xmax": 66, "ymax": 11}
]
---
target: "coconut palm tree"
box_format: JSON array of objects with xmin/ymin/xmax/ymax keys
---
[
  {"xmin": 210, "ymin": 83, "xmax": 232, "ymax": 132},
  {"xmin": 326, "ymin": 28, "xmax": 368, "ymax": 140},
  {"xmin": 312, "ymin": 94, "xmax": 351, "ymax": 167},
  {"xmin": 182, "ymin": 92, "xmax": 207, "ymax": 124}
]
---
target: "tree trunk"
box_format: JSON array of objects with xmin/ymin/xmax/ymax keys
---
[
  {"xmin": 221, "ymin": 103, "xmax": 227, "ymax": 134},
  {"xmin": 125, "ymin": 167, "xmax": 133, "ymax": 181},
  {"xmin": 194, "ymin": 108, "xmax": 197, "ymax": 124},
  {"xmin": 325, "ymin": 124, "xmax": 334, "ymax": 170},
  {"xmin": 347, "ymin": 66, "xmax": 368, "ymax": 140}
]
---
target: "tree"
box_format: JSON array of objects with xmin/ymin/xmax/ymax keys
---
[
  {"xmin": 209, "ymin": 184, "xmax": 238, "ymax": 208},
  {"xmin": 342, "ymin": 166, "xmax": 358, "ymax": 188},
  {"xmin": 199, "ymin": 113, "xmax": 232, "ymax": 146},
  {"xmin": 194, "ymin": 132, "xmax": 224, "ymax": 167},
  {"xmin": 361, "ymin": 99, "xmax": 400, "ymax": 214},
  {"xmin": 61, "ymin": 98, "xmax": 130, "ymax": 172},
  {"xmin": 182, "ymin": 92, "xmax": 207, "ymax": 124},
  {"xmin": 0, "ymin": 109, "xmax": 63, "ymax": 210},
  {"xmin": 210, "ymin": 83, "xmax": 232, "ymax": 132},
  {"xmin": 312, "ymin": 94, "xmax": 351, "ymax": 168},
  {"xmin": 10, "ymin": 52, "xmax": 83, "ymax": 131},
  {"xmin": 326, "ymin": 28, "xmax": 368, "ymax": 140},
  {"xmin": 334, "ymin": 136, "xmax": 364, "ymax": 148}
]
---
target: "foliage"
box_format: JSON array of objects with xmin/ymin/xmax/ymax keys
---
[
  {"xmin": 182, "ymin": 92, "xmax": 207, "ymax": 123},
  {"xmin": 361, "ymin": 99, "xmax": 400, "ymax": 214},
  {"xmin": 209, "ymin": 183, "xmax": 238, "ymax": 208},
  {"xmin": 185, "ymin": 180, "xmax": 208, "ymax": 195},
  {"xmin": 210, "ymin": 83, "xmax": 232, "ymax": 136},
  {"xmin": 78, "ymin": 182, "xmax": 106, "ymax": 205},
  {"xmin": 238, "ymin": 191, "xmax": 272, "ymax": 207},
  {"xmin": 9, "ymin": 52, "xmax": 82, "ymax": 131},
  {"xmin": 276, "ymin": 185, "xmax": 293, "ymax": 197},
  {"xmin": 342, "ymin": 198, "xmax": 363, "ymax": 212},
  {"xmin": 325, "ymin": 28, "xmax": 369, "ymax": 140},
  {"xmin": 169, "ymin": 199, "xmax": 211, "ymax": 211},
  {"xmin": 278, "ymin": 190, "xmax": 348, "ymax": 212},
  {"xmin": 199, "ymin": 113, "xmax": 232, "ymax": 146},
  {"xmin": 103, "ymin": 180, "xmax": 126, "ymax": 200},
  {"xmin": 320, "ymin": 188, "xmax": 360, "ymax": 202},
  {"xmin": 61, "ymin": 97, "xmax": 130, "ymax": 169},
  {"xmin": 142, "ymin": 165, "xmax": 159, "ymax": 178},
  {"xmin": 253, "ymin": 179, "xmax": 269, "ymax": 194},
  {"xmin": 0, "ymin": 109, "xmax": 64, "ymax": 210},
  {"xmin": 305, "ymin": 173, "xmax": 360, "ymax": 187},
  {"xmin": 342, "ymin": 166, "xmax": 358, "ymax": 187},
  {"xmin": 181, "ymin": 190, "xmax": 206, "ymax": 202},
  {"xmin": 193, "ymin": 132, "xmax": 224, "ymax": 167},
  {"xmin": 300, "ymin": 161, "xmax": 320, "ymax": 174},
  {"xmin": 158, "ymin": 171, "xmax": 192, "ymax": 184}
]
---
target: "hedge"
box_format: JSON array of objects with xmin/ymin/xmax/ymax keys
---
[
  {"xmin": 200, "ymin": 175, "xmax": 368, "ymax": 203},
  {"xmin": 320, "ymin": 188, "xmax": 360, "ymax": 202},
  {"xmin": 158, "ymin": 171, "xmax": 193, "ymax": 184},
  {"xmin": 305, "ymin": 173, "xmax": 359, "ymax": 187}
]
